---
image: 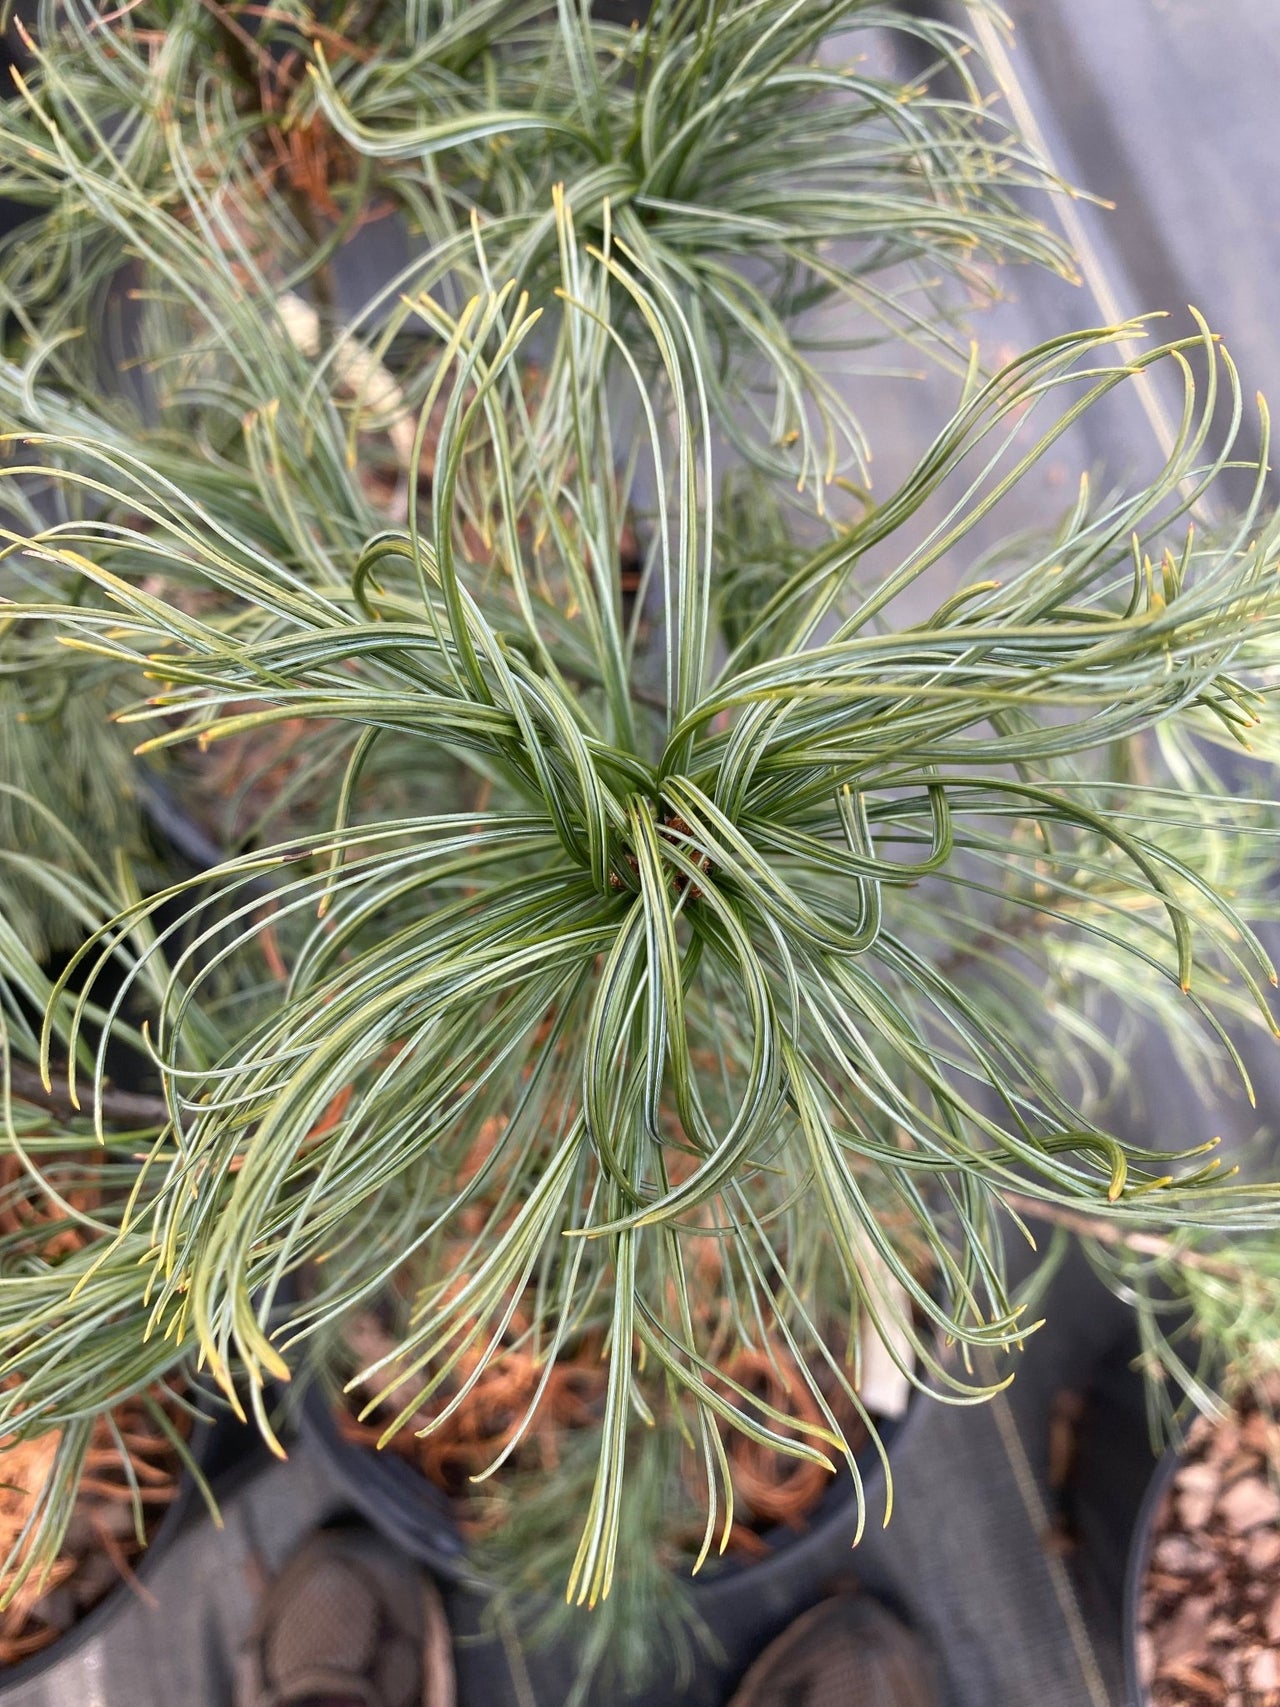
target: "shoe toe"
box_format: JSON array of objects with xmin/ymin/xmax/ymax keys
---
[{"xmin": 728, "ymin": 1594, "xmax": 938, "ymax": 1707}]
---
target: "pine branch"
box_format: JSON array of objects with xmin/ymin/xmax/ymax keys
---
[
  {"xmin": 1003, "ymin": 1192, "xmax": 1244, "ymax": 1281},
  {"xmin": 6, "ymin": 1061, "xmax": 169, "ymax": 1130}
]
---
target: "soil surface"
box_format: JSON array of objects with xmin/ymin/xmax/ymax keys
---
[{"xmin": 1137, "ymin": 1386, "xmax": 1280, "ymax": 1706}]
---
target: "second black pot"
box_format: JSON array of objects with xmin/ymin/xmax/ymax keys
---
[
  {"xmin": 0, "ymin": 1397, "xmax": 227, "ymax": 1700},
  {"xmin": 300, "ymin": 1375, "xmax": 923, "ymax": 1706}
]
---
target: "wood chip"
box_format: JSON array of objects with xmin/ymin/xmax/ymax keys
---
[
  {"xmin": 1154, "ymin": 1594, "xmax": 1214, "ymax": 1668},
  {"xmin": 1153, "ymin": 1533, "xmax": 1215, "ymax": 1576},
  {"xmin": 1176, "ymin": 1461, "xmax": 1223, "ymax": 1531},
  {"xmin": 1162, "ymin": 1660, "xmax": 1227, "ymax": 1701},
  {"xmin": 1136, "ymin": 1628, "xmax": 1157, "ymax": 1689},
  {"xmin": 1217, "ymin": 1475, "xmax": 1280, "ymax": 1535}
]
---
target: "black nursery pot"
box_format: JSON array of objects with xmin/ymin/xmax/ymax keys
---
[
  {"xmin": 1120, "ymin": 1443, "xmax": 1182, "ymax": 1707},
  {"xmin": 0, "ymin": 1402, "xmax": 224, "ymax": 1698},
  {"xmin": 300, "ymin": 1376, "xmax": 923, "ymax": 1706}
]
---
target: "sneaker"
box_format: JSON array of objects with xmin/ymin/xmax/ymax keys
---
[
  {"xmin": 234, "ymin": 1527, "xmax": 455, "ymax": 1707},
  {"xmin": 726, "ymin": 1592, "xmax": 939, "ymax": 1707}
]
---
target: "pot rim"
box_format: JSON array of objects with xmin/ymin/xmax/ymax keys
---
[
  {"xmin": 298, "ymin": 1369, "xmax": 924, "ymax": 1607},
  {"xmin": 1121, "ymin": 1430, "xmax": 1203, "ymax": 1707}
]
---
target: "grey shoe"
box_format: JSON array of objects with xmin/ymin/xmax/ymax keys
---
[
  {"xmin": 235, "ymin": 1527, "xmax": 455, "ymax": 1707},
  {"xmin": 726, "ymin": 1593, "xmax": 939, "ymax": 1707}
]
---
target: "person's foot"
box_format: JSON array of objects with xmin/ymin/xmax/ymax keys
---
[
  {"xmin": 234, "ymin": 1526, "xmax": 454, "ymax": 1707},
  {"xmin": 726, "ymin": 1591, "xmax": 938, "ymax": 1706}
]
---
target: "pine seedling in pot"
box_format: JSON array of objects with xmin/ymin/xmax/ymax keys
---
[
  {"xmin": 0, "ymin": 0, "xmax": 1074, "ymax": 495},
  {"xmin": 3, "ymin": 4, "xmax": 1280, "ymax": 1686},
  {"xmin": 6, "ymin": 208, "xmax": 1280, "ymax": 1624}
]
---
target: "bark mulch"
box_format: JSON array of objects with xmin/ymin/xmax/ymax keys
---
[{"xmin": 1137, "ymin": 1384, "xmax": 1280, "ymax": 1706}]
